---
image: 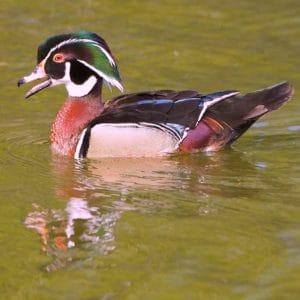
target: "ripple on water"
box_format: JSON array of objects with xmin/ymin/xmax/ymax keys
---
[
  {"xmin": 288, "ymin": 125, "xmax": 300, "ymax": 131},
  {"xmin": 0, "ymin": 126, "xmax": 50, "ymax": 183},
  {"xmin": 252, "ymin": 121, "xmax": 268, "ymax": 128}
]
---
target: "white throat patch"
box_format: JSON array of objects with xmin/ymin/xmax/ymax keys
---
[{"xmin": 51, "ymin": 62, "xmax": 98, "ymax": 97}]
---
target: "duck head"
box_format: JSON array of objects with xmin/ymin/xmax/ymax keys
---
[{"xmin": 18, "ymin": 31, "xmax": 123, "ymax": 98}]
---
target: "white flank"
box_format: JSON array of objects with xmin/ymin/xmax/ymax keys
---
[{"xmin": 81, "ymin": 123, "xmax": 180, "ymax": 158}]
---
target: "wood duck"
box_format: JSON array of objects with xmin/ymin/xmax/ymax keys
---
[{"xmin": 18, "ymin": 31, "xmax": 293, "ymax": 159}]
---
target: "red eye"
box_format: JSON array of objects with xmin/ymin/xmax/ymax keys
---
[{"xmin": 53, "ymin": 53, "xmax": 65, "ymax": 63}]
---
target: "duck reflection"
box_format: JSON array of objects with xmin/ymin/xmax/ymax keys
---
[
  {"xmin": 25, "ymin": 194, "xmax": 123, "ymax": 271},
  {"xmin": 25, "ymin": 151, "xmax": 259, "ymax": 271}
]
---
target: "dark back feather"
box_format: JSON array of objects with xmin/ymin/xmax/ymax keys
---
[
  {"xmin": 104, "ymin": 90, "xmax": 202, "ymax": 109},
  {"xmin": 89, "ymin": 89, "xmax": 237, "ymax": 129},
  {"xmin": 91, "ymin": 90, "xmax": 204, "ymax": 128}
]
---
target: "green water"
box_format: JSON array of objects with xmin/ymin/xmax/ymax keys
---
[{"xmin": 1, "ymin": 1, "xmax": 300, "ymax": 299}]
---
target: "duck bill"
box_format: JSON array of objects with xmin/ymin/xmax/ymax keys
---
[{"xmin": 17, "ymin": 63, "xmax": 52, "ymax": 99}]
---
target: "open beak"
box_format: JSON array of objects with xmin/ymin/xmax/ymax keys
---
[{"xmin": 17, "ymin": 62, "xmax": 52, "ymax": 99}]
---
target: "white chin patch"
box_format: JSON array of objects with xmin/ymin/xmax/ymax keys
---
[
  {"xmin": 52, "ymin": 62, "xmax": 98, "ymax": 98},
  {"xmin": 65, "ymin": 75, "xmax": 97, "ymax": 97}
]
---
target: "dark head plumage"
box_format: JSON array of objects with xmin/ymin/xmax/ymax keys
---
[
  {"xmin": 18, "ymin": 31, "xmax": 123, "ymax": 98},
  {"xmin": 37, "ymin": 31, "xmax": 115, "ymax": 63}
]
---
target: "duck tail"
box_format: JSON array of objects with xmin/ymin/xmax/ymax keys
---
[{"xmin": 203, "ymin": 81, "xmax": 293, "ymax": 148}]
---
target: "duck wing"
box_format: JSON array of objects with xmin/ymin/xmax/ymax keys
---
[{"xmin": 95, "ymin": 89, "xmax": 238, "ymax": 128}]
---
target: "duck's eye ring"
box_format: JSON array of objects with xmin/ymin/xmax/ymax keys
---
[{"xmin": 53, "ymin": 53, "xmax": 65, "ymax": 63}]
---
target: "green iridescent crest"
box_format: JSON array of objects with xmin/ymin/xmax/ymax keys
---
[{"xmin": 76, "ymin": 39, "xmax": 123, "ymax": 91}]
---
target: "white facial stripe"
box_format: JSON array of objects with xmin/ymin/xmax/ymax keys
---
[
  {"xmin": 77, "ymin": 59, "xmax": 123, "ymax": 92},
  {"xmin": 44, "ymin": 38, "xmax": 116, "ymax": 66}
]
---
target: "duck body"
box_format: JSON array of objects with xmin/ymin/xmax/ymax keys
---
[
  {"xmin": 74, "ymin": 89, "xmax": 239, "ymax": 158},
  {"xmin": 18, "ymin": 31, "xmax": 293, "ymax": 159}
]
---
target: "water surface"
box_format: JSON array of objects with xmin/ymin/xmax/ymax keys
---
[{"xmin": 1, "ymin": 1, "xmax": 300, "ymax": 299}]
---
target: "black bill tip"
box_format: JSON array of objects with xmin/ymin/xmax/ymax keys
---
[{"xmin": 17, "ymin": 78, "xmax": 25, "ymax": 87}]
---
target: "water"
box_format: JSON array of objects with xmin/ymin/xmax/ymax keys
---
[{"xmin": 1, "ymin": 1, "xmax": 300, "ymax": 299}]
